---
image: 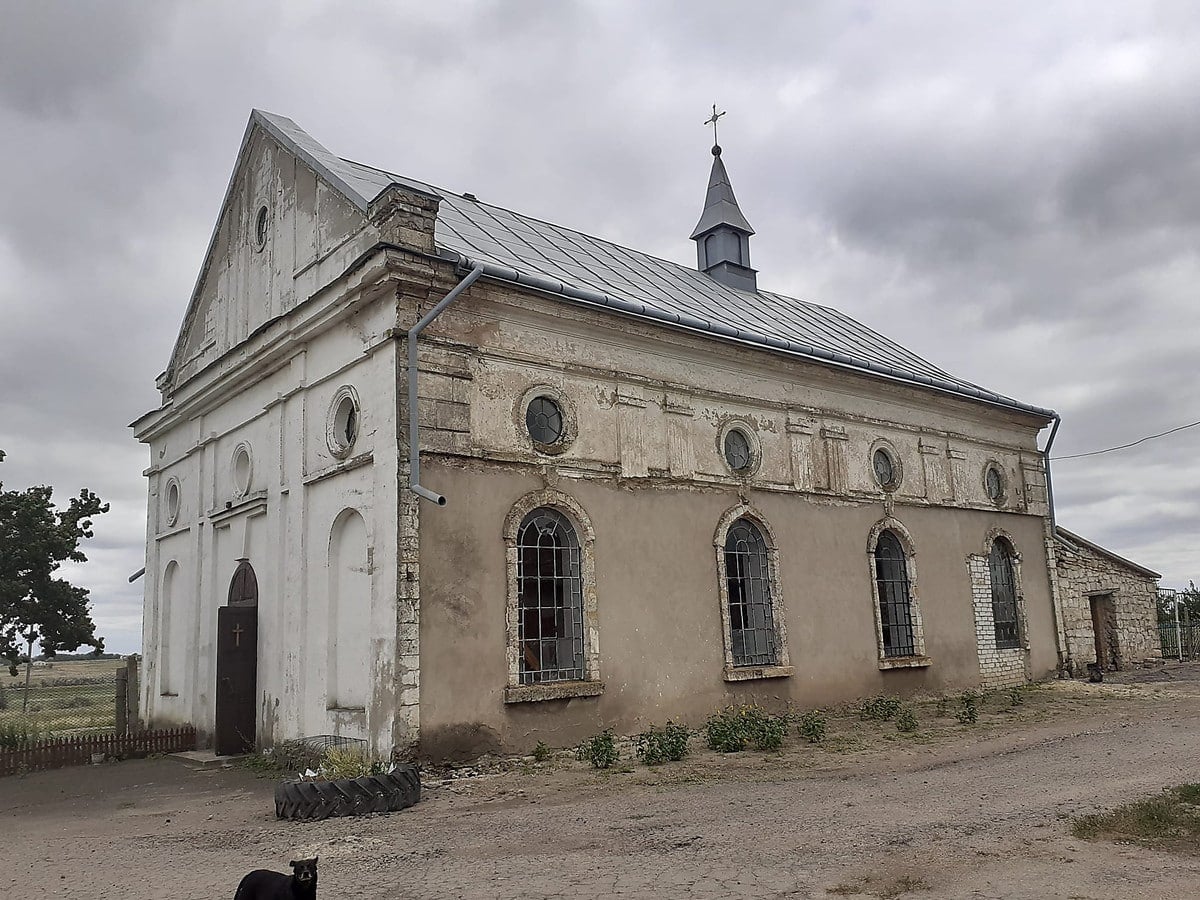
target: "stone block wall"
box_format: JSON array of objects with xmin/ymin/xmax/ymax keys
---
[{"xmin": 1054, "ymin": 532, "xmax": 1160, "ymax": 672}]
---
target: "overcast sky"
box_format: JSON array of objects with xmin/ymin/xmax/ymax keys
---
[{"xmin": 2, "ymin": 1, "xmax": 1197, "ymax": 655}]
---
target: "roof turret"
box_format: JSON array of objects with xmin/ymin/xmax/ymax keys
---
[
  {"xmin": 691, "ymin": 109, "xmax": 757, "ymax": 291},
  {"xmin": 690, "ymin": 146, "xmax": 755, "ymax": 239}
]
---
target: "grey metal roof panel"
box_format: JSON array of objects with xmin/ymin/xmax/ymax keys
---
[
  {"xmin": 1055, "ymin": 527, "xmax": 1161, "ymax": 579},
  {"xmin": 691, "ymin": 152, "xmax": 755, "ymax": 237},
  {"xmin": 252, "ymin": 112, "xmax": 1051, "ymax": 419}
]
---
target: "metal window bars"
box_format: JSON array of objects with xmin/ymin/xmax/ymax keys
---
[
  {"xmin": 517, "ymin": 508, "xmax": 584, "ymax": 684},
  {"xmin": 725, "ymin": 519, "xmax": 779, "ymax": 666},
  {"xmin": 988, "ymin": 539, "xmax": 1021, "ymax": 649},
  {"xmin": 724, "ymin": 430, "xmax": 752, "ymax": 471},
  {"xmin": 874, "ymin": 530, "xmax": 917, "ymax": 657},
  {"xmin": 525, "ymin": 396, "xmax": 564, "ymax": 445}
]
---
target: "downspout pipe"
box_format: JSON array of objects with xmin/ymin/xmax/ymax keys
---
[
  {"xmin": 407, "ymin": 263, "xmax": 486, "ymax": 506},
  {"xmin": 1042, "ymin": 413, "xmax": 1061, "ymax": 530},
  {"xmin": 1041, "ymin": 413, "xmax": 1069, "ymax": 673}
]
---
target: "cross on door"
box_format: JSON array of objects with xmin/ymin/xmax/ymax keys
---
[{"xmin": 231, "ymin": 623, "xmax": 244, "ymax": 648}]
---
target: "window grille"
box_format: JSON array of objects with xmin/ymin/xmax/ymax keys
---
[
  {"xmin": 988, "ymin": 539, "xmax": 1020, "ymax": 649},
  {"xmin": 526, "ymin": 396, "xmax": 564, "ymax": 445},
  {"xmin": 724, "ymin": 518, "xmax": 778, "ymax": 666},
  {"xmin": 985, "ymin": 465, "xmax": 1004, "ymax": 502},
  {"xmin": 873, "ymin": 448, "xmax": 896, "ymax": 489},
  {"xmin": 724, "ymin": 429, "xmax": 752, "ymax": 472},
  {"xmin": 517, "ymin": 508, "xmax": 584, "ymax": 683},
  {"xmin": 874, "ymin": 530, "xmax": 916, "ymax": 657}
]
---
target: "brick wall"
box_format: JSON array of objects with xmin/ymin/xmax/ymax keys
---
[{"xmin": 966, "ymin": 554, "xmax": 1029, "ymax": 688}]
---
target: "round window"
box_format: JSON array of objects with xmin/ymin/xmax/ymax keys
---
[
  {"xmin": 526, "ymin": 396, "xmax": 564, "ymax": 446},
  {"xmin": 254, "ymin": 205, "xmax": 269, "ymax": 251},
  {"xmin": 164, "ymin": 479, "xmax": 180, "ymax": 527},
  {"xmin": 329, "ymin": 390, "xmax": 359, "ymax": 457},
  {"xmin": 232, "ymin": 445, "xmax": 253, "ymax": 496},
  {"xmin": 873, "ymin": 448, "xmax": 898, "ymax": 490},
  {"xmin": 985, "ymin": 464, "xmax": 1005, "ymax": 503},
  {"xmin": 724, "ymin": 428, "xmax": 752, "ymax": 472}
]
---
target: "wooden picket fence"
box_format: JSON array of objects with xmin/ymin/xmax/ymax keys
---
[{"xmin": 0, "ymin": 726, "xmax": 196, "ymax": 777}]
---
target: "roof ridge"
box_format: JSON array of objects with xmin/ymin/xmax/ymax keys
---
[
  {"xmin": 1055, "ymin": 526, "xmax": 1161, "ymax": 579},
  {"xmin": 255, "ymin": 114, "xmax": 1054, "ymax": 421},
  {"xmin": 335, "ymin": 155, "xmax": 778, "ymax": 296}
]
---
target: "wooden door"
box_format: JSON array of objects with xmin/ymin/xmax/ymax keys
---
[
  {"xmin": 1089, "ymin": 594, "xmax": 1117, "ymax": 671},
  {"xmin": 215, "ymin": 559, "xmax": 259, "ymax": 756}
]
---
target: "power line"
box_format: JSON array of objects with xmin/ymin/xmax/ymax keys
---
[{"xmin": 1051, "ymin": 418, "xmax": 1200, "ymax": 461}]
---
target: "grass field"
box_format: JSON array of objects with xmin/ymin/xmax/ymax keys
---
[{"xmin": 0, "ymin": 658, "xmax": 125, "ymax": 740}]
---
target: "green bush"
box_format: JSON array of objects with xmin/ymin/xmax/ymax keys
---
[
  {"xmin": 320, "ymin": 746, "xmax": 389, "ymax": 779},
  {"xmin": 1009, "ymin": 686, "xmax": 1025, "ymax": 707},
  {"xmin": 634, "ymin": 722, "xmax": 690, "ymax": 765},
  {"xmin": 0, "ymin": 721, "xmax": 39, "ymax": 749},
  {"xmin": 956, "ymin": 691, "xmax": 978, "ymax": 725},
  {"xmin": 934, "ymin": 694, "xmax": 950, "ymax": 717},
  {"xmin": 752, "ymin": 714, "xmax": 787, "ymax": 751},
  {"xmin": 895, "ymin": 707, "xmax": 918, "ymax": 733},
  {"xmin": 705, "ymin": 705, "xmax": 787, "ymax": 753},
  {"xmin": 796, "ymin": 709, "xmax": 827, "ymax": 743},
  {"xmin": 576, "ymin": 729, "xmax": 619, "ymax": 769},
  {"xmin": 531, "ymin": 741, "xmax": 552, "ymax": 763},
  {"xmin": 859, "ymin": 695, "xmax": 902, "ymax": 721},
  {"xmin": 242, "ymin": 739, "xmax": 325, "ymax": 776}
]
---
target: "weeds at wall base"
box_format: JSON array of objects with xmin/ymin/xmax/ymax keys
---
[
  {"xmin": 576, "ymin": 729, "xmax": 619, "ymax": 769},
  {"xmin": 635, "ymin": 722, "xmax": 689, "ymax": 765}
]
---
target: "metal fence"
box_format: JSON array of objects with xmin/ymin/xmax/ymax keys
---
[
  {"xmin": 1159, "ymin": 623, "xmax": 1200, "ymax": 660},
  {"xmin": 0, "ymin": 658, "xmax": 128, "ymax": 741}
]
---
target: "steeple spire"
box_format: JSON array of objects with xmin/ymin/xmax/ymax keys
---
[{"xmin": 691, "ymin": 105, "xmax": 757, "ymax": 291}]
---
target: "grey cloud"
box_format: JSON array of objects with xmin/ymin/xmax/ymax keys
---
[
  {"xmin": 3, "ymin": 1, "xmax": 1199, "ymax": 657},
  {"xmin": 0, "ymin": 1, "xmax": 171, "ymax": 117}
]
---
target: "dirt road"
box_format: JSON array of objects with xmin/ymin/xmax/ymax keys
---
[{"xmin": 2, "ymin": 673, "xmax": 1198, "ymax": 899}]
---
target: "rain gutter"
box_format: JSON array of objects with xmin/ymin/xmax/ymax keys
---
[
  {"xmin": 450, "ymin": 255, "xmax": 1056, "ymax": 422},
  {"xmin": 407, "ymin": 263, "xmax": 486, "ymax": 506},
  {"xmin": 413, "ymin": 250, "xmax": 1059, "ymax": 507}
]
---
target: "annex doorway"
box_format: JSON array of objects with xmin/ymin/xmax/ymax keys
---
[{"xmin": 1089, "ymin": 593, "xmax": 1120, "ymax": 671}]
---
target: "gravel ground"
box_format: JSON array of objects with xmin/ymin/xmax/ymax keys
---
[{"xmin": 3, "ymin": 667, "xmax": 1199, "ymax": 899}]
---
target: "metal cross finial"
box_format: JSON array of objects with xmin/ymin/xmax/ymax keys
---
[{"xmin": 704, "ymin": 104, "xmax": 726, "ymax": 149}]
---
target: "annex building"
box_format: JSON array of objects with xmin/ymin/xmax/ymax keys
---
[{"xmin": 134, "ymin": 111, "xmax": 1064, "ymax": 759}]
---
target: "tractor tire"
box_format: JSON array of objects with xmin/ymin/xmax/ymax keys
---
[{"xmin": 274, "ymin": 766, "xmax": 421, "ymax": 820}]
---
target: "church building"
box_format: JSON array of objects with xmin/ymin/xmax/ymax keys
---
[{"xmin": 133, "ymin": 111, "xmax": 1062, "ymax": 759}]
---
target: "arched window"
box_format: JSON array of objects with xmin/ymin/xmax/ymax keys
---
[
  {"xmin": 725, "ymin": 518, "xmax": 779, "ymax": 667},
  {"xmin": 874, "ymin": 530, "xmax": 916, "ymax": 658},
  {"xmin": 988, "ymin": 538, "xmax": 1020, "ymax": 649},
  {"xmin": 227, "ymin": 560, "xmax": 258, "ymax": 606},
  {"xmin": 517, "ymin": 508, "xmax": 584, "ymax": 684},
  {"xmin": 159, "ymin": 560, "xmax": 178, "ymax": 695},
  {"xmin": 328, "ymin": 509, "xmax": 369, "ymax": 708}
]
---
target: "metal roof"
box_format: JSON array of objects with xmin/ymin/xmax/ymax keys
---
[
  {"xmin": 252, "ymin": 110, "xmax": 1055, "ymax": 421},
  {"xmin": 1054, "ymin": 527, "xmax": 1161, "ymax": 580},
  {"xmin": 690, "ymin": 148, "xmax": 755, "ymax": 238}
]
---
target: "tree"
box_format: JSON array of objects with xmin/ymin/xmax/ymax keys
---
[
  {"xmin": 1158, "ymin": 581, "xmax": 1200, "ymax": 624},
  {"xmin": 0, "ymin": 449, "xmax": 108, "ymax": 679}
]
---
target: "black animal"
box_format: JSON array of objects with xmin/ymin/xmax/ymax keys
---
[{"xmin": 234, "ymin": 857, "xmax": 318, "ymax": 899}]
